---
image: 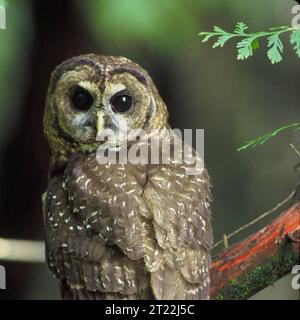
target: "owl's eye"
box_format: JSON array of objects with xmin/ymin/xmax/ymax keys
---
[
  {"xmin": 71, "ymin": 88, "xmax": 94, "ymax": 111},
  {"xmin": 110, "ymin": 91, "xmax": 133, "ymax": 113}
]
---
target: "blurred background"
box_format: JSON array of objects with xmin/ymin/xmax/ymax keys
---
[{"xmin": 0, "ymin": 0, "xmax": 299, "ymax": 299}]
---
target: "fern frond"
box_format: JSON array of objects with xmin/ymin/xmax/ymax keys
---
[
  {"xmin": 290, "ymin": 28, "xmax": 300, "ymax": 58},
  {"xmin": 199, "ymin": 23, "xmax": 299, "ymax": 64},
  {"xmin": 234, "ymin": 22, "xmax": 248, "ymax": 35},
  {"xmin": 238, "ymin": 123, "xmax": 300, "ymax": 152},
  {"xmin": 267, "ymin": 33, "xmax": 284, "ymax": 64},
  {"xmin": 237, "ymin": 36, "xmax": 257, "ymax": 60}
]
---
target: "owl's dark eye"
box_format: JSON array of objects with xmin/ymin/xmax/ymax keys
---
[
  {"xmin": 110, "ymin": 92, "xmax": 133, "ymax": 113},
  {"xmin": 71, "ymin": 88, "xmax": 94, "ymax": 111}
]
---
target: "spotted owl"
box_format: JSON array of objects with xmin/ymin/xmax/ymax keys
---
[{"xmin": 43, "ymin": 54, "xmax": 213, "ymax": 300}]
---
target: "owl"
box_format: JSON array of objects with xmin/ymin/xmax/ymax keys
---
[{"xmin": 43, "ymin": 54, "xmax": 213, "ymax": 300}]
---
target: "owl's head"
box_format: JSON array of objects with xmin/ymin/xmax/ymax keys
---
[{"xmin": 44, "ymin": 54, "xmax": 169, "ymax": 157}]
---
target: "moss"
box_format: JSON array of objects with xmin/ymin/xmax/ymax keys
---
[{"xmin": 214, "ymin": 242, "xmax": 299, "ymax": 300}]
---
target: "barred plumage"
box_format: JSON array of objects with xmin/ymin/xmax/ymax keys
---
[{"xmin": 43, "ymin": 54, "xmax": 213, "ymax": 300}]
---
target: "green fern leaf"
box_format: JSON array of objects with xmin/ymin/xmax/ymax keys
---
[
  {"xmin": 238, "ymin": 123, "xmax": 300, "ymax": 152},
  {"xmin": 234, "ymin": 22, "xmax": 248, "ymax": 35},
  {"xmin": 213, "ymin": 34, "xmax": 236, "ymax": 48},
  {"xmin": 267, "ymin": 34, "xmax": 283, "ymax": 64},
  {"xmin": 237, "ymin": 36, "xmax": 257, "ymax": 60},
  {"xmin": 251, "ymin": 38, "xmax": 260, "ymax": 51},
  {"xmin": 199, "ymin": 23, "xmax": 300, "ymax": 64},
  {"xmin": 198, "ymin": 32, "xmax": 216, "ymax": 43},
  {"xmin": 213, "ymin": 26, "xmax": 226, "ymax": 34},
  {"xmin": 290, "ymin": 29, "xmax": 300, "ymax": 58}
]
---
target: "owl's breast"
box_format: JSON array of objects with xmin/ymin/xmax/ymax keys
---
[{"xmin": 63, "ymin": 153, "xmax": 151, "ymax": 259}]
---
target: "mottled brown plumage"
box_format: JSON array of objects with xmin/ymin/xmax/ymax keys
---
[{"xmin": 43, "ymin": 54, "xmax": 213, "ymax": 300}]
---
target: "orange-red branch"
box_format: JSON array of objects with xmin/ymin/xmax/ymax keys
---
[{"xmin": 210, "ymin": 202, "xmax": 300, "ymax": 299}]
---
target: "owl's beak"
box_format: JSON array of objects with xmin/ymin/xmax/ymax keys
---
[{"xmin": 96, "ymin": 110, "xmax": 105, "ymax": 136}]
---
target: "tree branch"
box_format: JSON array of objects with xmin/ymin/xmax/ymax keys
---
[{"xmin": 210, "ymin": 202, "xmax": 300, "ymax": 299}]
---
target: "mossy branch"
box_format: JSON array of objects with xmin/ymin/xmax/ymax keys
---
[{"xmin": 210, "ymin": 203, "xmax": 300, "ymax": 300}]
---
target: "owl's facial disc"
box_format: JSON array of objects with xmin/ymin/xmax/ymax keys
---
[{"xmin": 46, "ymin": 55, "xmax": 169, "ymax": 156}]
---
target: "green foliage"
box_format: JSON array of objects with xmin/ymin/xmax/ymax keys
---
[
  {"xmin": 199, "ymin": 22, "xmax": 300, "ymax": 64},
  {"xmin": 267, "ymin": 33, "xmax": 284, "ymax": 64},
  {"xmin": 290, "ymin": 28, "xmax": 300, "ymax": 57},
  {"xmin": 80, "ymin": 0, "xmax": 200, "ymax": 53},
  {"xmin": 238, "ymin": 123, "xmax": 300, "ymax": 152},
  {"xmin": 0, "ymin": 0, "xmax": 33, "ymax": 144},
  {"xmin": 200, "ymin": 22, "xmax": 300, "ymax": 150},
  {"xmin": 0, "ymin": 0, "xmax": 6, "ymax": 7}
]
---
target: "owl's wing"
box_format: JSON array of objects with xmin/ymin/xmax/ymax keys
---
[
  {"xmin": 43, "ymin": 156, "xmax": 153, "ymax": 300},
  {"xmin": 141, "ymin": 154, "xmax": 213, "ymax": 300},
  {"xmin": 44, "ymin": 145, "xmax": 212, "ymax": 300}
]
